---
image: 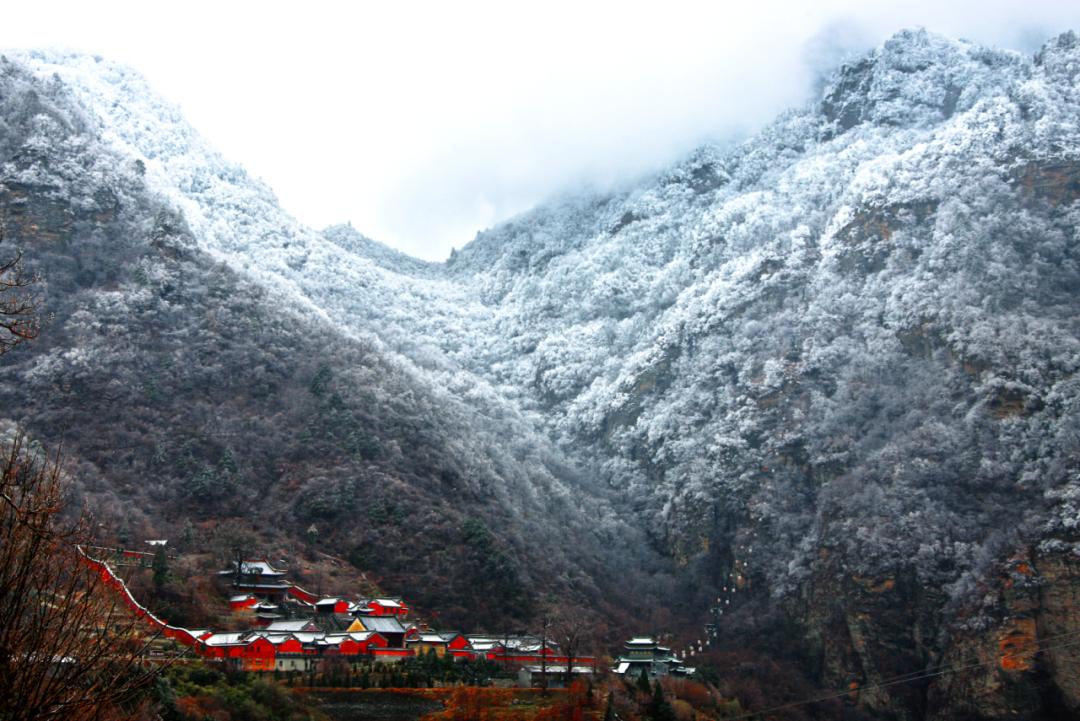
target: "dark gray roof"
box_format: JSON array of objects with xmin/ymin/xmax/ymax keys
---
[{"xmin": 355, "ymin": 616, "xmax": 406, "ymax": 634}]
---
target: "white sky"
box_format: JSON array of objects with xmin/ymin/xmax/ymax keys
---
[{"xmin": 2, "ymin": 1, "xmax": 1079, "ymax": 260}]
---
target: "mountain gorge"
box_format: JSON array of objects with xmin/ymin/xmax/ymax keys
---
[
  {"xmin": 0, "ymin": 52, "xmax": 665, "ymax": 632},
  {"xmin": 3, "ymin": 28, "xmax": 1080, "ymax": 719}
]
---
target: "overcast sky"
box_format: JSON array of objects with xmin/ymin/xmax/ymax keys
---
[{"xmin": 2, "ymin": 1, "xmax": 1079, "ymax": 260}]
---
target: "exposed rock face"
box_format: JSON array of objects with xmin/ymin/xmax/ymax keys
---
[
  {"xmin": 1035, "ymin": 551, "xmax": 1080, "ymax": 709},
  {"xmin": 915, "ymin": 550, "xmax": 1080, "ymax": 720},
  {"xmin": 786, "ymin": 547, "xmax": 1080, "ymax": 720},
  {"xmin": 1015, "ymin": 160, "xmax": 1080, "ymax": 209}
]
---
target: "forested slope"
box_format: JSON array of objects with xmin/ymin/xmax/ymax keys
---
[{"xmin": 0, "ymin": 55, "xmax": 666, "ymax": 630}]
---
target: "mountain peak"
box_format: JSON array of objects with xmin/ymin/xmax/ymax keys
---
[
  {"xmin": 1034, "ymin": 30, "xmax": 1080, "ymax": 82},
  {"xmin": 820, "ymin": 28, "xmax": 1019, "ymax": 136}
]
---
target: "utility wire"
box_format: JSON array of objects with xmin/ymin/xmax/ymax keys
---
[
  {"xmin": 801, "ymin": 626, "xmax": 1080, "ymax": 691},
  {"xmin": 720, "ymin": 627, "xmax": 1080, "ymax": 720}
]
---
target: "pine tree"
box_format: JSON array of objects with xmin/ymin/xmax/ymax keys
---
[
  {"xmin": 152, "ymin": 543, "xmax": 170, "ymax": 591},
  {"xmin": 637, "ymin": 668, "xmax": 652, "ymax": 696},
  {"xmin": 647, "ymin": 680, "xmax": 676, "ymax": 721}
]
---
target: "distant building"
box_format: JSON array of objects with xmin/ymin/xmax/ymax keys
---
[
  {"xmin": 518, "ymin": 665, "xmax": 594, "ymax": 688},
  {"xmin": 348, "ymin": 614, "xmax": 412, "ymax": 648},
  {"xmin": 315, "ymin": 597, "xmax": 356, "ymax": 615},
  {"xmin": 219, "ymin": 560, "xmax": 287, "ymax": 580},
  {"xmin": 218, "ymin": 560, "xmax": 292, "ymax": 601},
  {"xmin": 200, "ymin": 633, "xmax": 277, "ymax": 672},
  {"xmin": 229, "ymin": 594, "xmax": 259, "ymax": 612},
  {"xmin": 356, "ymin": 598, "xmax": 410, "ymax": 617},
  {"xmin": 613, "ymin": 637, "xmax": 693, "ymax": 677},
  {"xmin": 264, "ymin": 619, "xmax": 321, "ymax": 634},
  {"xmin": 408, "ymin": 631, "xmax": 452, "ymax": 657}
]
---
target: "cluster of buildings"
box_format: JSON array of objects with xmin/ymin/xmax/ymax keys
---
[
  {"xmin": 82, "ymin": 549, "xmax": 693, "ymax": 682},
  {"xmin": 205, "ymin": 559, "xmax": 595, "ymax": 673},
  {"xmin": 87, "ymin": 554, "xmax": 598, "ymax": 678}
]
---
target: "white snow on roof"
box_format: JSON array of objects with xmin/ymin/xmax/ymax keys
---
[
  {"xmin": 627, "ymin": 637, "xmax": 657, "ymax": 645},
  {"xmin": 203, "ymin": 633, "xmax": 251, "ymax": 646},
  {"xmin": 373, "ymin": 598, "xmax": 401, "ymax": 607},
  {"xmin": 218, "ymin": 560, "xmax": 285, "ymax": 576},
  {"xmin": 416, "ymin": 633, "xmax": 447, "ymax": 643},
  {"xmin": 265, "ymin": 620, "xmax": 319, "ymax": 632},
  {"xmin": 229, "ymin": 594, "xmax": 255, "ymax": 603}
]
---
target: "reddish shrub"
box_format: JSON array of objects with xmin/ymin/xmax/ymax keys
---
[{"xmin": 175, "ymin": 695, "xmax": 229, "ymax": 721}]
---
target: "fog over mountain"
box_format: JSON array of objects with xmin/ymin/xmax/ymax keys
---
[
  {"xmin": 3, "ymin": 27, "xmax": 1080, "ymax": 719},
  {"xmin": 5, "ymin": 1, "xmax": 1080, "ymax": 259}
]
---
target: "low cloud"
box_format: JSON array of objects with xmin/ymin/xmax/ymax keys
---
[{"xmin": 3, "ymin": 1, "xmax": 1079, "ymax": 259}]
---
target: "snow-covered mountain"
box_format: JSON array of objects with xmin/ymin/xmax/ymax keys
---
[
  {"xmin": 4, "ymin": 28, "xmax": 1080, "ymax": 718},
  {"xmin": 0, "ymin": 49, "xmax": 667, "ymax": 634}
]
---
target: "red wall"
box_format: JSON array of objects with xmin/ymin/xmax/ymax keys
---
[
  {"xmin": 369, "ymin": 601, "xmax": 409, "ymax": 616},
  {"xmin": 372, "ymin": 648, "xmax": 414, "ymax": 658},
  {"xmin": 275, "ymin": 638, "xmax": 303, "ymax": 654}
]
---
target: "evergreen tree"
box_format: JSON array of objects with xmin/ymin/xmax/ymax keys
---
[
  {"xmin": 647, "ymin": 680, "xmax": 676, "ymax": 721},
  {"xmin": 637, "ymin": 668, "xmax": 652, "ymax": 696},
  {"xmin": 603, "ymin": 692, "xmax": 616, "ymax": 721},
  {"xmin": 151, "ymin": 543, "xmax": 169, "ymax": 592}
]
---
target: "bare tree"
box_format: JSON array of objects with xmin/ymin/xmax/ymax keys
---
[
  {"xmin": 547, "ymin": 605, "xmax": 595, "ymax": 689},
  {"xmin": 0, "ymin": 219, "xmax": 41, "ymax": 356},
  {"xmin": 0, "ymin": 207, "xmax": 163, "ymax": 719},
  {"xmin": 0, "ymin": 434, "xmax": 161, "ymax": 720}
]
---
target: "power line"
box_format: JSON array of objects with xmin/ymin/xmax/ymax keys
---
[{"xmin": 721, "ymin": 628, "xmax": 1080, "ymax": 720}]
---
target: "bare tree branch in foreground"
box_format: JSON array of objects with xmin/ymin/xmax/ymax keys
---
[
  {"xmin": 0, "ymin": 214, "xmax": 41, "ymax": 356},
  {"xmin": 0, "ymin": 434, "xmax": 161, "ymax": 721}
]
